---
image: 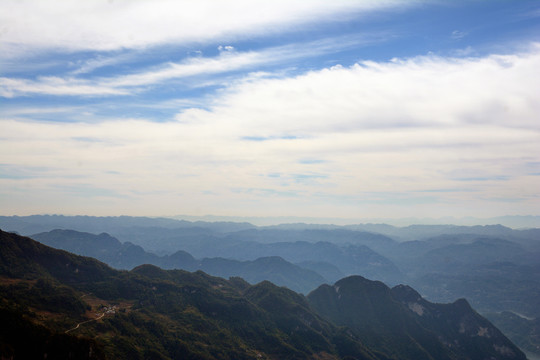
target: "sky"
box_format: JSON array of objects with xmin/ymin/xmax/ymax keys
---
[{"xmin": 1, "ymin": 0, "xmax": 540, "ymax": 222}]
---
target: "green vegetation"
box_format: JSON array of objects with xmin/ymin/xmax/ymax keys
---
[{"xmin": 0, "ymin": 229, "xmax": 528, "ymax": 360}]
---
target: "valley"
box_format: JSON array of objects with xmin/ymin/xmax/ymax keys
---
[{"xmin": 1, "ymin": 215, "xmax": 539, "ymax": 359}]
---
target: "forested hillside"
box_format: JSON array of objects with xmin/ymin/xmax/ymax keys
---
[{"xmin": 0, "ymin": 229, "xmax": 526, "ymax": 360}]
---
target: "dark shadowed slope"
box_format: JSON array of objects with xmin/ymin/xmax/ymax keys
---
[
  {"xmin": 1, "ymin": 228, "xmax": 526, "ymax": 360},
  {"xmin": 1, "ymin": 229, "xmax": 377, "ymax": 359},
  {"xmin": 308, "ymin": 275, "xmax": 526, "ymax": 360}
]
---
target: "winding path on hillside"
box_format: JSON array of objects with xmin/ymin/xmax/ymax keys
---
[{"xmin": 65, "ymin": 313, "xmax": 105, "ymax": 334}]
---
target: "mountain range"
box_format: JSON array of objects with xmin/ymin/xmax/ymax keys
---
[
  {"xmin": 1, "ymin": 215, "xmax": 539, "ymax": 358},
  {"xmin": 0, "ymin": 228, "xmax": 527, "ymax": 360},
  {"xmin": 30, "ymin": 229, "xmax": 327, "ymax": 294}
]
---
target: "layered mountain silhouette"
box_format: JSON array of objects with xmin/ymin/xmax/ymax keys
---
[
  {"xmin": 0, "ymin": 229, "xmax": 526, "ymax": 360},
  {"xmin": 31, "ymin": 229, "xmax": 325, "ymax": 294},
  {"xmin": 2, "ymin": 215, "xmax": 540, "ymax": 358}
]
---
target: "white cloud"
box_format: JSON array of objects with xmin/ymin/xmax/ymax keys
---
[
  {"xmin": 451, "ymin": 30, "xmax": 468, "ymax": 40},
  {"xmin": 218, "ymin": 45, "xmax": 235, "ymax": 52},
  {"xmin": 69, "ymin": 53, "xmax": 137, "ymax": 75},
  {"xmin": 2, "ymin": 47, "xmax": 539, "ymax": 217},
  {"xmin": 0, "ymin": 76, "xmax": 129, "ymax": 98},
  {"xmin": 0, "ymin": 0, "xmax": 414, "ymax": 54},
  {"xmin": 183, "ymin": 47, "xmax": 540, "ymax": 136},
  {"xmin": 0, "ymin": 34, "xmax": 391, "ymax": 97}
]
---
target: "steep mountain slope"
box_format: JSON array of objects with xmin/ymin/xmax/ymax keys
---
[
  {"xmin": 1, "ymin": 228, "xmax": 526, "ymax": 360},
  {"xmin": 2, "ymin": 217, "xmax": 405, "ymax": 285},
  {"xmin": 31, "ymin": 229, "xmax": 166, "ymax": 269},
  {"xmin": 0, "ymin": 229, "xmax": 116, "ymax": 283},
  {"xmin": 0, "ymin": 229, "xmax": 373, "ymax": 359},
  {"xmin": 4, "ymin": 215, "xmax": 539, "ymax": 358},
  {"xmin": 307, "ymin": 275, "xmax": 526, "ymax": 360}
]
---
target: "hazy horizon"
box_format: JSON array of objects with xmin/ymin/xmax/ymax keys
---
[
  {"xmin": 1, "ymin": 1, "xmax": 539, "ymax": 220},
  {"xmin": 2, "ymin": 213, "xmax": 540, "ymax": 229}
]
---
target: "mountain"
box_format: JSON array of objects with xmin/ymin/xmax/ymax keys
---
[
  {"xmin": 0, "ymin": 229, "xmax": 378, "ymax": 359},
  {"xmin": 343, "ymin": 223, "xmax": 533, "ymax": 242},
  {"xmin": 0, "ymin": 214, "xmax": 255, "ymax": 236},
  {"xmin": 31, "ymin": 229, "xmax": 326, "ymax": 294},
  {"xmin": 183, "ymin": 239, "xmax": 404, "ymax": 285},
  {"xmin": 408, "ymin": 237, "xmax": 528, "ymax": 276},
  {"xmin": 4, "ymin": 215, "xmax": 540, "ymax": 357},
  {"xmin": 199, "ymin": 256, "xmax": 326, "ymax": 294},
  {"xmin": 308, "ymin": 276, "xmax": 526, "ymax": 360},
  {"xmin": 0, "ymin": 229, "xmax": 526, "ymax": 360},
  {"xmin": 7, "ymin": 215, "xmax": 539, "ymax": 297},
  {"xmin": 0, "ymin": 229, "xmax": 115, "ymax": 283},
  {"xmin": 4, "ymin": 215, "xmax": 538, "ymax": 246},
  {"xmin": 221, "ymin": 228, "xmax": 397, "ymax": 249},
  {"xmin": 31, "ymin": 229, "xmax": 164, "ymax": 269}
]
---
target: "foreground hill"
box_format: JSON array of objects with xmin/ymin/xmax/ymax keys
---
[
  {"xmin": 0, "ymin": 229, "xmax": 526, "ymax": 360},
  {"xmin": 0, "ymin": 229, "xmax": 379, "ymax": 359}
]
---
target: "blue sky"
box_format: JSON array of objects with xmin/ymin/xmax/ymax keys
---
[{"xmin": 1, "ymin": 0, "xmax": 539, "ymax": 222}]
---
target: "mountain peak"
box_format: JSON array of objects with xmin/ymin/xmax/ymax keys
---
[{"xmin": 308, "ymin": 272, "xmax": 525, "ymax": 360}]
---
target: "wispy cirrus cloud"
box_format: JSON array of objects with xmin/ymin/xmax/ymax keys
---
[
  {"xmin": 68, "ymin": 52, "xmax": 139, "ymax": 75},
  {"xmin": 0, "ymin": 0, "xmax": 417, "ymax": 54},
  {"xmin": 451, "ymin": 30, "xmax": 468, "ymax": 40},
  {"xmin": 0, "ymin": 34, "xmax": 393, "ymax": 98},
  {"xmin": 0, "ymin": 76, "xmax": 129, "ymax": 98}
]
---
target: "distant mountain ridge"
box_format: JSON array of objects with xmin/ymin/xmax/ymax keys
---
[
  {"xmin": 31, "ymin": 229, "xmax": 326, "ymax": 294},
  {"xmin": 3, "ymin": 214, "xmax": 539, "ymax": 241},
  {"xmin": 0, "ymin": 229, "xmax": 526, "ymax": 360},
  {"xmin": 174, "ymin": 214, "xmax": 540, "ymax": 228},
  {"xmin": 0, "ymin": 214, "xmax": 255, "ymax": 236}
]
